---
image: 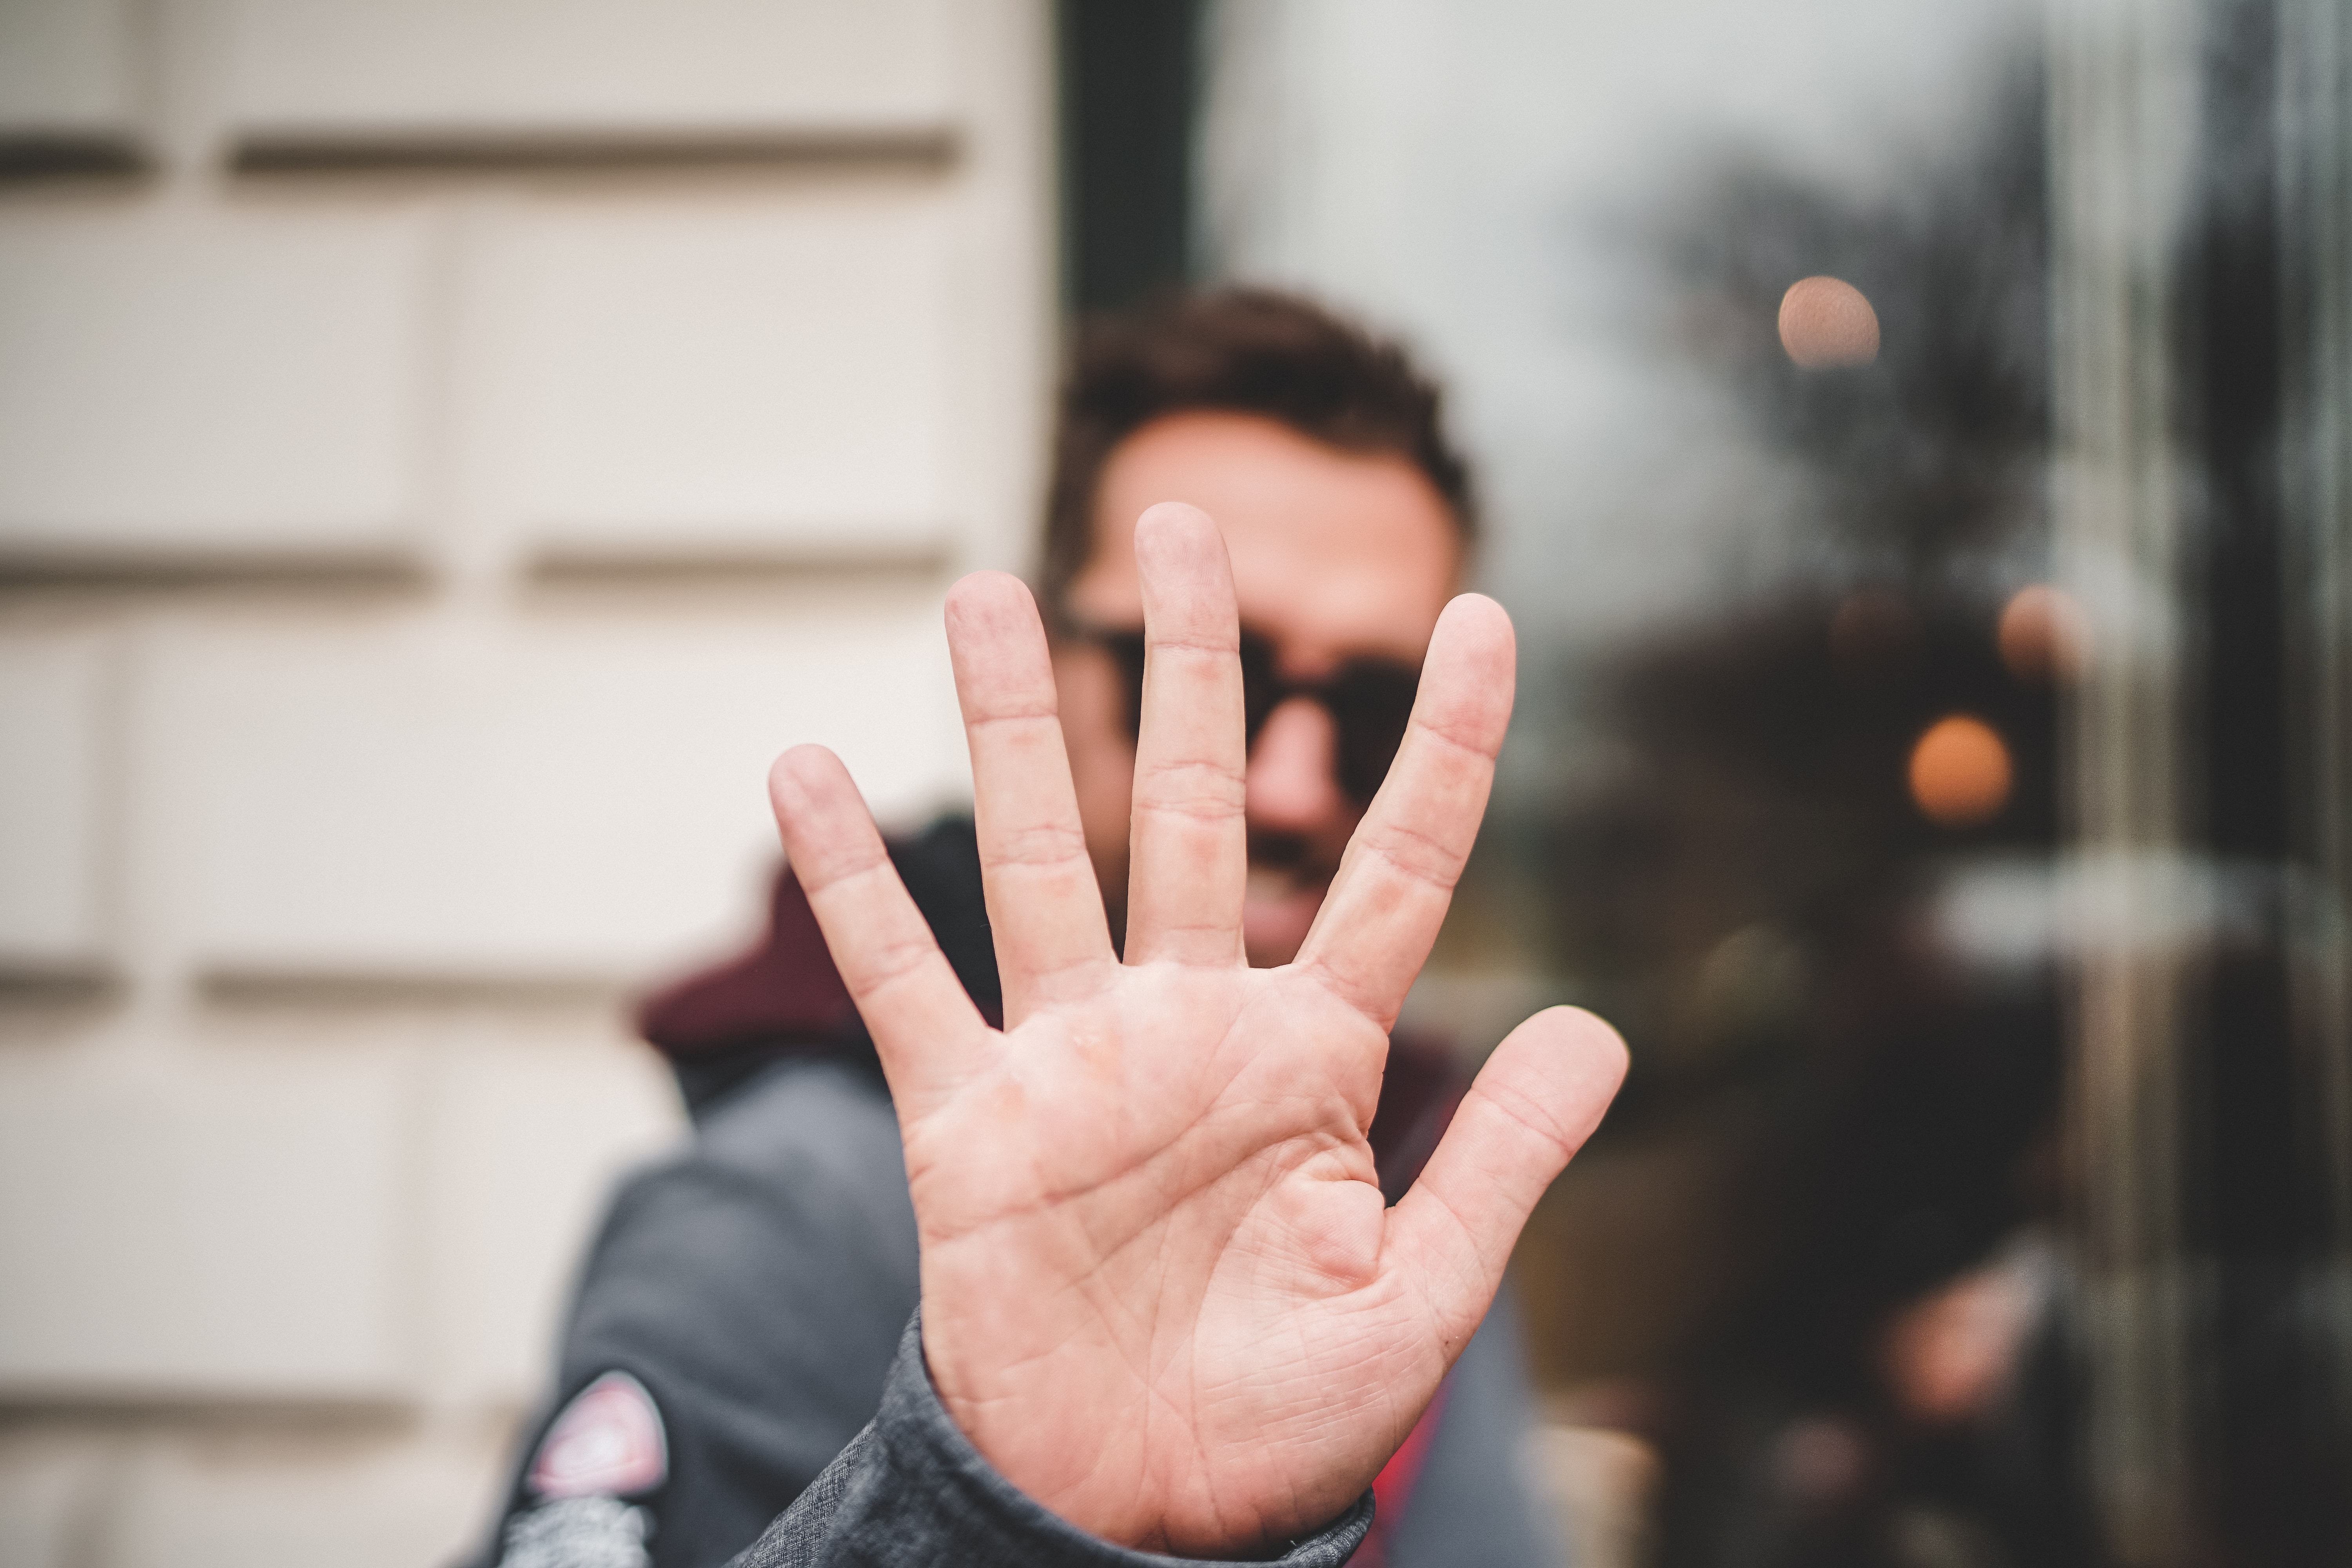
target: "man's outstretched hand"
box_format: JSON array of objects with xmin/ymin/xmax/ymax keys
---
[{"xmin": 766, "ymin": 504, "xmax": 1626, "ymax": 1557}]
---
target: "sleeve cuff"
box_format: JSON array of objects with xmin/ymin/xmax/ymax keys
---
[{"xmin": 728, "ymin": 1310, "xmax": 1374, "ymax": 1568}]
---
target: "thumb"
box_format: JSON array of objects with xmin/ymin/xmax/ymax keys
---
[{"xmin": 1383, "ymin": 1006, "xmax": 1628, "ymax": 1348}]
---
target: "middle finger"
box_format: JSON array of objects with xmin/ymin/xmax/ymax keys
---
[{"xmin": 1122, "ymin": 503, "xmax": 1249, "ymax": 968}]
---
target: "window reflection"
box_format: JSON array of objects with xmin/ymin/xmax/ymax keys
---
[{"xmin": 1200, "ymin": 2, "xmax": 2348, "ymax": 1562}]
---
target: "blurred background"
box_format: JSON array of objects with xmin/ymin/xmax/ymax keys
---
[{"xmin": 0, "ymin": 2, "xmax": 2344, "ymax": 1565}]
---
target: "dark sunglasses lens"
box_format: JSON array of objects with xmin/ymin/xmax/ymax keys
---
[
  {"xmin": 1238, "ymin": 633, "xmax": 1281, "ymax": 741},
  {"xmin": 1329, "ymin": 662, "xmax": 1420, "ymax": 804},
  {"xmin": 1103, "ymin": 633, "xmax": 1148, "ymax": 739},
  {"xmin": 1098, "ymin": 628, "xmax": 1417, "ymax": 805},
  {"xmin": 1110, "ymin": 630, "xmax": 1283, "ymax": 741}
]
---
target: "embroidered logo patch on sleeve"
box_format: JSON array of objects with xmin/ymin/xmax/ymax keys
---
[
  {"xmin": 528, "ymin": 1371, "xmax": 669, "ymax": 1500},
  {"xmin": 503, "ymin": 1497, "xmax": 651, "ymax": 1568}
]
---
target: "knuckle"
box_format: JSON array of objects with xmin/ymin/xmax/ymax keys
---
[
  {"xmin": 1407, "ymin": 708, "xmax": 1503, "ymax": 762},
  {"xmin": 985, "ymin": 820, "xmax": 1090, "ymax": 867},
  {"xmin": 1360, "ymin": 819, "xmax": 1462, "ymax": 891}
]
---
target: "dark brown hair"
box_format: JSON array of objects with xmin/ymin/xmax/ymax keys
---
[{"xmin": 1037, "ymin": 288, "xmax": 1477, "ymax": 624}]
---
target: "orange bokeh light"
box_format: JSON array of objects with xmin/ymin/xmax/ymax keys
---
[{"xmin": 1909, "ymin": 714, "xmax": 2012, "ymax": 827}]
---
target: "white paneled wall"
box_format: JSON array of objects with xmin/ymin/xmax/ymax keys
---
[
  {"xmin": 223, "ymin": 0, "xmax": 955, "ymax": 143},
  {"xmin": 0, "ymin": 628, "xmax": 113, "ymax": 966},
  {"xmin": 0, "ymin": 2, "xmax": 1052, "ymax": 1560},
  {"xmin": 492, "ymin": 187, "xmax": 956, "ymax": 561},
  {"xmin": 162, "ymin": 598, "xmax": 958, "ymax": 977},
  {"xmin": 104, "ymin": 1428, "xmax": 516, "ymax": 1568},
  {"xmin": 0, "ymin": 1047, "xmax": 420, "ymax": 1400},
  {"xmin": 0, "ymin": 0, "xmax": 143, "ymax": 143},
  {"xmin": 0, "ymin": 210, "xmax": 431, "ymax": 561}
]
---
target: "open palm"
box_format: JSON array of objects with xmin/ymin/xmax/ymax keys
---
[{"xmin": 767, "ymin": 504, "xmax": 1625, "ymax": 1557}]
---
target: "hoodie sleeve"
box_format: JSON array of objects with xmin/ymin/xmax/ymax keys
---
[
  {"xmin": 471, "ymin": 1060, "xmax": 924, "ymax": 1568},
  {"xmin": 726, "ymin": 1312, "xmax": 1374, "ymax": 1568}
]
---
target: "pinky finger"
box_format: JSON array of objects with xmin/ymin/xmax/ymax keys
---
[{"xmin": 769, "ymin": 745, "xmax": 995, "ymax": 1116}]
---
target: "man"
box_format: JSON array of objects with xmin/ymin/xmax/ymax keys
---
[{"xmin": 474, "ymin": 291, "xmax": 1624, "ymax": 1567}]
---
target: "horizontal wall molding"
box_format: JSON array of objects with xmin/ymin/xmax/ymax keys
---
[
  {"xmin": 198, "ymin": 970, "xmax": 635, "ymax": 1012},
  {"xmin": 0, "ymin": 552, "xmax": 430, "ymax": 593},
  {"xmin": 0, "ymin": 965, "xmax": 119, "ymax": 1005},
  {"xmin": 528, "ymin": 538, "xmax": 955, "ymax": 586},
  {"xmin": 230, "ymin": 126, "xmax": 958, "ymax": 177},
  {"xmin": 0, "ymin": 1390, "xmax": 419, "ymax": 1422},
  {"xmin": 0, "ymin": 135, "xmax": 148, "ymax": 180}
]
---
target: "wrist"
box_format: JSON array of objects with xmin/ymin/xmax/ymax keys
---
[{"xmin": 913, "ymin": 1317, "xmax": 1369, "ymax": 1563}]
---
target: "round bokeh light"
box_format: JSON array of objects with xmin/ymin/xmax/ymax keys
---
[
  {"xmin": 1908, "ymin": 714, "xmax": 2012, "ymax": 827},
  {"xmin": 1778, "ymin": 276, "xmax": 1880, "ymax": 368}
]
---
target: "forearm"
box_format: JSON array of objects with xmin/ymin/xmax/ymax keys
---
[{"xmin": 728, "ymin": 1313, "xmax": 1374, "ymax": 1568}]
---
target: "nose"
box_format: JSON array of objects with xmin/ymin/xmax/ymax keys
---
[{"xmin": 1245, "ymin": 697, "xmax": 1348, "ymax": 835}]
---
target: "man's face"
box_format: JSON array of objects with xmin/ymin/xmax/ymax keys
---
[{"xmin": 1055, "ymin": 410, "xmax": 1463, "ymax": 967}]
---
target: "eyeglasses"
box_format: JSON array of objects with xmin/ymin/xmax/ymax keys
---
[{"xmin": 1073, "ymin": 624, "xmax": 1422, "ymax": 807}]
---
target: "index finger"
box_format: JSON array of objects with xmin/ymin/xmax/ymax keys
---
[
  {"xmin": 946, "ymin": 572, "xmax": 1117, "ymax": 1026},
  {"xmin": 1292, "ymin": 593, "xmax": 1514, "ymax": 1028}
]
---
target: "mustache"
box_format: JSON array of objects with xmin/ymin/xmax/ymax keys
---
[{"xmin": 1245, "ymin": 831, "xmax": 1336, "ymax": 882}]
